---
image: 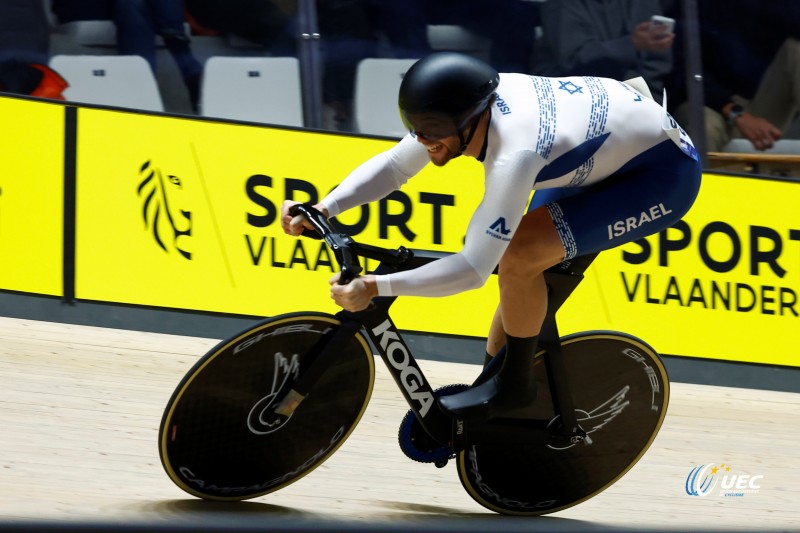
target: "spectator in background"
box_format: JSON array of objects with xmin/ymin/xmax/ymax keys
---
[
  {"xmin": 533, "ymin": 0, "xmax": 674, "ymax": 100},
  {"xmin": 363, "ymin": 0, "xmax": 430, "ymax": 59},
  {"xmin": 183, "ymin": 0, "xmax": 296, "ymax": 54},
  {"xmin": 51, "ymin": 0, "xmax": 203, "ymax": 110},
  {"xmin": 367, "ymin": 0, "xmax": 541, "ymax": 74},
  {"xmin": 115, "ymin": 0, "xmax": 203, "ymax": 110},
  {"xmin": 672, "ymin": 0, "xmax": 800, "ymax": 152},
  {"xmin": 0, "ymin": 0, "xmax": 68, "ymax": 99},
  {"xmin": 318, "ymin": 0, "xmax": 541, "ymax": 130},
  {"xmin": 183, "ymin": 0, "xmax": 369, "ymax": 131},
  {"xmin": 50, "ymin": 0, "xmax": 114, "ymax": 23},
  {"xmin": 314, "ymin": 0, "xmax": 369, "ymax": 130},
  {"xmin": 1, "ymin": 0, "xmax": 51, "ymax": 57},
  {"xmin": 443, "ymin": 0, "xmax": 542, "ymax": 74},
  {"xmin": 183, "ymin": 0, "xmax": 540, "ymax": 131}
]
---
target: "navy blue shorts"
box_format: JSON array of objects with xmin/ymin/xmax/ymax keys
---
[{"xmin": 528, "ymin": 140, "xmax": 702, "ymax": 260}]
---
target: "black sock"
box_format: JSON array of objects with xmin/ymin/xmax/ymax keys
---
[{"xmin": 500, "ymin": 334, "xmax": 538, "ymax": 381}]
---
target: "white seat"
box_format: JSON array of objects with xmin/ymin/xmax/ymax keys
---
[
  {"xmin": 200, "ymin": 56, "xmax": 303, "ymax": 127},
  {"xmin": 354, "ymin": 58, "xmax": 418, "ymax": 138},
  {"xmin": 49, "ymin": 55, "xmax": 164, "ymax": 112}
]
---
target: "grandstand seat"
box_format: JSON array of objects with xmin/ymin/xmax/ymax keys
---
[
  {"xmin": 49, "ymin": 55, "xmax": 164, "ymax": 112},
  {"xmin": 200, "ymin": 56, "xmax": 303, "ymax": 127},
  {"xmin": 353, "ymin": 58, "xmax": 418, "ymax": 138}
]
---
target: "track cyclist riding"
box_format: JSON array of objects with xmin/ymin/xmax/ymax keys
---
[
  {"xmin": 160, "ymin": 203, "xmax": 673, "ymax": 515},
  {"xmin": 282, "ymin": 51, "xmax": 702, "ymax": 421},
  {"xmin": 159, "ymin": 51, "xmax": 701, "ymax": 517}
]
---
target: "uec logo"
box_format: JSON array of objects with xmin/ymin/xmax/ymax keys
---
[
  {"xmin": 685, "ymin": 463, "xmax": 719, "ymax": 496},
  {"xmin": 686, "ymin": 463, "xmax": 763, "ymax": 497}
]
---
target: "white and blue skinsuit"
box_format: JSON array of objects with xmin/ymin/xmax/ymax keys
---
[{"xmin": 320, "ymin": 73, "xmax": 703, "ymax": 298}]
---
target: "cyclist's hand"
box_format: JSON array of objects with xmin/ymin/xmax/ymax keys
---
[
  {"xmin": 329, "ymin": 273, "xmax": 378, "ymax": 311},
  {"xmin": 281, "ymin": 200, "xmax": 329, "ymax": 236}
]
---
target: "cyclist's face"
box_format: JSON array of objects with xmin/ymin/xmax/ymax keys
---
[
  {"xmin": 416, "ymin": 133, "xmax": 460, "ymax": 167},
  {"xmin": 406, "ymin": 114, "xmax": 461, "ymax": 166}
]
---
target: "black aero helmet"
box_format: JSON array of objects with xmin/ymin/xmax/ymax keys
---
[{"xmin": 398, "ymin": 52, "xmax": 499, "ymax": 146}]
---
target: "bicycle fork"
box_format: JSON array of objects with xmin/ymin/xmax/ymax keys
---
[{"xmin": 265, "ymin": 317, "xmax": 364, "ymax": 422}]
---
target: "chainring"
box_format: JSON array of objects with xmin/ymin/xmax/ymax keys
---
[{"xmin": 397, "ymin": 384, "xmax": 469, "ymax": 464}]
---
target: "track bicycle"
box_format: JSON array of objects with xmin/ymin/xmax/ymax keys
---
[{"xmin": 159, "ymin": 204, "xmax": 669, "ymax": 516}]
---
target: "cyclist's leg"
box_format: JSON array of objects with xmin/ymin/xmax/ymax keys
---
[
  {"xmin": 444, "ymin": 140, "xmax": 701, "ymax": 421},
  {"xmin": 444, "ymin": 205, "xmax": 565, "ymax": 420},
  {"xmin": 485, "ymin": 207, "xmax": 564, "ymax": 354},
  {"xmin": 484, "ymin": 184, "xmax": 586, "ymax": 356},
  {"xmin": 486, "ymin": 309, "xmax": 504, "ymax": 356}
]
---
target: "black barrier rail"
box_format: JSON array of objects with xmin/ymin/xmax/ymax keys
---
[{"xmin": 62, "ymin": 105, "xmax": 78, "ymax": 304}]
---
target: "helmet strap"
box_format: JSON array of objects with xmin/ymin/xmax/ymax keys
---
[{"xmin": 455, "ymin": 108, "xmax": 487, "ymax": 157}]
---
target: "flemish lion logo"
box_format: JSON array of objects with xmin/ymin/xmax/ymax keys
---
[{"xmin": 137, "ymin": 160, "xmax": 192, "ymax": 259}]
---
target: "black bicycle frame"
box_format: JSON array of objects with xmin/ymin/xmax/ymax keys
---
[
  {"xmin": 281, "ymin": 204, "xmax": 596, "ymax": 448},
  {"xmin": 535, "ymin": 255, "xmax": 598, "ymax": 444},
  {"xmin": 340, "ymin": 246, "xmax": 456, "ymax": 447}
]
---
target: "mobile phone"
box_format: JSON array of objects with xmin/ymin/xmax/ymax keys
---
[{"xmin": 650, "ymin": 15, "xmax": 675, "ymax": 33}]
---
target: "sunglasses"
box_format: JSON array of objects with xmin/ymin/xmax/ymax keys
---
[
  {"xmin": 409, "ymin": 129, "xmax": 450, "ymax": 141},
  {"xmin": 402, "ymin": 111, "xmax": 464, "ymax": 142}
]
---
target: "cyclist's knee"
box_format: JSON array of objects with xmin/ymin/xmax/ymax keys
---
[
  {"xmin": 498, "ymin": 241, "xmax": 553, "ymax": 280},
  {"xmin": 499, "ymin": 222, "xmax": 564, "ymax": 279}
]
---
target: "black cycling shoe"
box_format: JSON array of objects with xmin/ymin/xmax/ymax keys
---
[
  {"xmin": 443, "ymin": 334, "xmax": 539, "ymax": 421},
  {"xmin": 438, "ymin": 374, "xmax": 537, "ymax": 422},
  {"xmin": 471, "ymin": 351, "xmax": 503, "ymax": 387}
]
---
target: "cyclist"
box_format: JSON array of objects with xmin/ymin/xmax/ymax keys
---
[{"xmin": 281, "ymin": 52, "xmax": 702, "ymax": 422}]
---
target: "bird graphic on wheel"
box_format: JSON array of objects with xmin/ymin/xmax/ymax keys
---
[{"xmin": 247, "ymin": 352, "xmax": 301, "ymax": 435}]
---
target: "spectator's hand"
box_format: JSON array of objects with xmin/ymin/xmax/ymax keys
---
[
  {"xmin": 735, "ymin": 114, "xmax": 782, "ymax": 151},
  {"xmin": 631, "ymin": 21, "xmax": 675, "ymax": 53}
]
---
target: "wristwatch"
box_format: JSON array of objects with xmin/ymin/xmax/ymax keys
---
[{"xmin": 727, "ymin": 104, "xmax": 745, "ymax": 126}]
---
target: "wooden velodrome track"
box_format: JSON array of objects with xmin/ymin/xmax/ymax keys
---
[{"xmin": 1, "ymin": 316, "xmax": 798, "ymax": 532}]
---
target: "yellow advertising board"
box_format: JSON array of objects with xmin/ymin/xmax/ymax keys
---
[
  {"xmin": 74, "ymin": 108, "xmax": 494, "ymax": 332},
  {"xmin": 561, "ymin": 173, "xmax": 800, "ymax": 367},
  {"xmin": 64, "ymin": 105, "xmax": 800, "ymax": 368},
  {"xmin": 0, "ymin": 96, "xmax": 64, "ymax": 296}
]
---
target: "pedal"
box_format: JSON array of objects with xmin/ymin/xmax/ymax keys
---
[
  {"xmin": 397, "ymin": 384, "xmax": 467, "ymax": 464},
  {"xmin": 397, "ymin": 409, "xmax": 454, "ymax": 464}
]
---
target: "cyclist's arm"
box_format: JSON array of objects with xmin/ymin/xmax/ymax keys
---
[
  {"xmin": 373, "ymin": 150, "xmax": 543, "ymax": 297},
  {"xmin": 319, "ymin": 135, "xmax": 429, "ymax": 217}
]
